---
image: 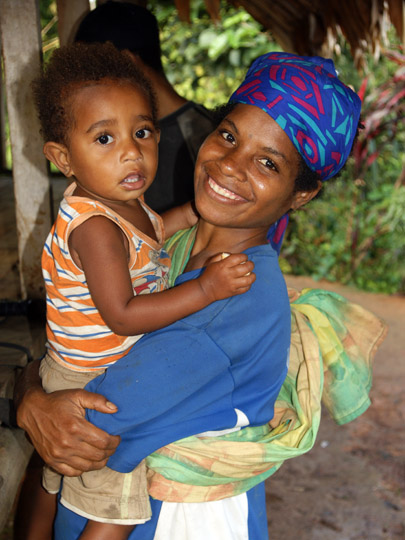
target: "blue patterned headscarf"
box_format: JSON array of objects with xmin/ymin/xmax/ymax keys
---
[
  {"xmin": 229, "ymin": 52, "xmax": 362, "ymax": 253},
  {"xmin": 230, "ymin": 52, "xmax": 361, "ymax": 182}
]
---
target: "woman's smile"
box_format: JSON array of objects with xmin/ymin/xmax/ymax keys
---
[{"xmin": 206, "ymin": 175, "xmax": 247, "ymax": 202}]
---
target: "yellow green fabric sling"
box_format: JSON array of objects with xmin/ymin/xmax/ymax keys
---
[{"xmin": 145, "ymin": 228, "xmax": 387, "ymax": 503}]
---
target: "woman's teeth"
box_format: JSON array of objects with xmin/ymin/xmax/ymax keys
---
[{"xmin": 208, "ymin": 178, "xmax": 239, "ymax": 200}]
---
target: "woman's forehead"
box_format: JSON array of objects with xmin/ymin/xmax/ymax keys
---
[{"xmin": 224, "ymin": 104, "xmax": 299, "ymax": 162}]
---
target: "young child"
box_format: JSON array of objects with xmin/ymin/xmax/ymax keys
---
[{"xmin": 32, "ymin": 42, "xmax": 255, "ymax": 540}]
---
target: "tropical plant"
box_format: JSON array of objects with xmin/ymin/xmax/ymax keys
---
[
  {"xmin": 149, "ymin": 0, "xmax": 278, "ymax": 108},
  {"xmin": 284, "ymin": 47, "xmax": 405, "ymax": 294}
]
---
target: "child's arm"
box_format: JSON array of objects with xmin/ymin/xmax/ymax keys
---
[
  {"xmin": 79, "ymin": 520, "xmax": 133, "ymax": 540},
  {"xmin": 70, "ymin": 216, "xmax": 255, "ymax": 336},
  {"xmin": 161, "ymin": 200, "xmax": 199, "ymax": 238}
]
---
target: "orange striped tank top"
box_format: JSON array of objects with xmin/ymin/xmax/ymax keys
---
[{"xmin": 42, "ymin": 183, "xmax": 170, "ymax": 372}]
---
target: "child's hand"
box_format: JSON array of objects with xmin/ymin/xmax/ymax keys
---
[{"xmin": 198, "ymin": 253, "xmax": 255, "ymax": 302}]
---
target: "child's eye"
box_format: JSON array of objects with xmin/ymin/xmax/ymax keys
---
[
  {"xmin": 258, "ymin": 158, "xmax": 277, "ymax": 171},
  {"xmin": 97, "ymin": 134, "xmax": 113, "ymax": 145},
  {"xmin": 220, "ymin": 130, "xmax": 235, "ymax": 144},
  {"xmin": 135, "ymin": 129, "xmax": 152, "ymax": 139}
]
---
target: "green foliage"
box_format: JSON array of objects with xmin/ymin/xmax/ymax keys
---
[
  {"xmin": 283, "ymin": 44, "xmax": 405, "ymax": 294},
  {"xmin": 283, "ymin": 178, "xmax": 405, "ymax": 294},
  {"xmin": 148, "ymin": 0, "xmax": 279, "ymax": 108},
  {"xmin": 39, "ymin": 0, "xmax": 59, "ymax": 61}
]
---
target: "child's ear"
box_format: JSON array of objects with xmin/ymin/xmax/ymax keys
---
[
  {"xmin": 290, "ymin": 181, "xmax": 323, "ymax": 211},
  {"xmin": 43, "ymin": 142, "xmax": 74, "ymax": 177}
]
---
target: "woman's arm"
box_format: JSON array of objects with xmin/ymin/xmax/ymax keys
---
[{"xmin": 14, "ymin": 359, "xmax": 120, "ymax": 476}]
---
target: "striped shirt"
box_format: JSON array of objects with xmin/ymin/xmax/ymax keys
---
[{"xmin": 42, "ymin": 183, "xmax": 170, "ymax": 372}]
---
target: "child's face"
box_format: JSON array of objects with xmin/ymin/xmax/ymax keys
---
[
  {"xmin": 194, "ymin": 104, "xmax": 317, "ymax": 231},
  {"xmin": 58, "ymin": 81, "xmax": 159, "ymax": 204}
]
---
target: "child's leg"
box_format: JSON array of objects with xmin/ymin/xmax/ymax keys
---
[
  {"xmin": 39, "ymin": 357, "xmax": 149, "ymax": 531},
  {"xmin": 13, "ymin": 452, "xmax": 57, "ymax": 540},
  {"xmin": 61, "ymin": 461, "xmax": 151, "ymax": 534},
  {"xmin": 17, "ymin": 356, "xmax": 104, "ymax": 540},
  {"xmin": 79, "ymin": 520, "xmax": 134, "ymax": 540}
]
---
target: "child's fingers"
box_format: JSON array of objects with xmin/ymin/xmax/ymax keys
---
[
  {"xmin": 229, "ymin": 260, "xmax": 255, "ymax": 277},
  {"xmin": 219, "ymin": 253, "xmax": 249, "ymax": 266},
  {"xmin": 219, "ymin": 253, "xmax": 254, "ymax": 277},
  {"xmin": 232, "ymin": 272, "xmax": 256, "ymax": 289},
  {"xmin": 205, "ymin": 252, "xmax": 245, "ymax": 265},
  {"xmin": 207, "ymin": 253, "xmax": 227, "ymax": 264}
]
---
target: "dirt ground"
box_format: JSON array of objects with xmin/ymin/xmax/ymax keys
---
[
  {"xmin": 1, "ymin": 175, "xmax": 404, "ymax": 538},
  {"xmin": 266, "ymin": 275, "xmax": 405, "ymax": 540}
]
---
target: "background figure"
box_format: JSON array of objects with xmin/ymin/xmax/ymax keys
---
[{"xmin": 75, "ymin": 0, "xmax": 215, "ymax": 213}]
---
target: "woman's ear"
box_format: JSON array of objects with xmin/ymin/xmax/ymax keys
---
[
  {"xmin": 290, "ymin": 180, "xmax": 323, "ymax": 211},
  {"xmin": 43, "ymin": 142, "xmax": 74, "ymax": 178}
]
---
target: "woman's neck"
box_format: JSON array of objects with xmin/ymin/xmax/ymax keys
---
[{"xmin": 186, "ymin": 220, "xmax": 268, "ymax": 271}]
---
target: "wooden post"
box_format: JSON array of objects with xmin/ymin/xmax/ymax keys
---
[
  {"xmin": 0, "ymin": 0, "xmax": 51, "ymax": 299},
  {"xmin": 56, "ymin": 0, "xmax": 90, "ymax": 46},
  {"xmin": 0, "ymin": 50, "xmax": 7, "ymax": 171}
]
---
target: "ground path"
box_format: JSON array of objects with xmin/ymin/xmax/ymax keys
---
[{"xmin": 266, "ymin": 275, "xmax": 405, "ymax": 540}]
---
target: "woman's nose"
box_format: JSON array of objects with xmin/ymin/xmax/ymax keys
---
[{"xmin": 220, "ymin": 149, "xmax": 247, "ymax": 181}]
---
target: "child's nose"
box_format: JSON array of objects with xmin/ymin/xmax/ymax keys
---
[{"xmin": 122, "ymin": 138, "xmax": 142, "ymax": 160}]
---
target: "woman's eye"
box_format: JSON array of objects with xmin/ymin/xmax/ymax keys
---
[
  {"xmin": 97, "ymin": 134, "xmax": 113, "ymax": 145},
  {"xmin": 135, "ymin": 129, "xmax": 152, "ymax": 139},
  {"xmin": 220, "ymin": 130, "xmax": 235, "ymax": 144},
  {"xmin": 259, "ymin": 158, "xmax": 277, "ymax": 171}
]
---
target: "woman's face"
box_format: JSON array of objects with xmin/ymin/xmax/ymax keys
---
[{"xmin": 194, "ymin": 104, "xmax": 310, "ymax": 231}]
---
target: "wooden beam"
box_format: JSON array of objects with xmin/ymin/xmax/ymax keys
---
[
  {"xmin": 0, "ymin": 0, "xmax": 51, "ymax": 299},
  {"xmin": 56, "ymin": 0, "xmax": 90, "ymax": 46},
  {"xmin": 0, "ymin": 56, "xmax": 7, "ymax": 171}
]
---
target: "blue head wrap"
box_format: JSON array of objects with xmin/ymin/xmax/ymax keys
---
[
  {"xmin": 229, "ymin": 52, "xmax": 362, "ymax": 253},
  {"xmin": 230, "ymin": 52, "xmax": 361, "ymax": 182}
]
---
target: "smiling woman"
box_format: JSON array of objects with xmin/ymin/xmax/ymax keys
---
[
  {"xmin": 14, "ymin": 51, "xmax": 374, "ymax": 540},
  {"xmin": 193, "ymin": 106, "xmax": 314, "ymax": 232}
]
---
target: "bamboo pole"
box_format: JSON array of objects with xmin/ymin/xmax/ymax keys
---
[{"xmin": 0, "ymin": 0, "xmax": 51, "ymax": 299}]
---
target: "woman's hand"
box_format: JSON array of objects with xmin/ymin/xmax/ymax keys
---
[{"xmin": 15, "ymin": 360, "xmax": 120, "ymax": 476}]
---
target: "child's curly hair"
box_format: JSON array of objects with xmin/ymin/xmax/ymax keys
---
[{"xmin": 32, "ymin": 42, "xmax": 158, "ymax": 145}]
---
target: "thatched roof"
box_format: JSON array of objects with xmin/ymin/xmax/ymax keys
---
[{"xmin": 175, "ymin": 0, "xmax": 405, "ymax": 69}]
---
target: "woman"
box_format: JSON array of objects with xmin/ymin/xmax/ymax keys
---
[{"xmin": 16, "ymin": 53, "xmax": 375, "ymax": 540}]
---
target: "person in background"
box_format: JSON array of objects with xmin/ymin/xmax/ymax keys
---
[{"xmin": 74, "ymin": 0, "xmax": 216, "ymax": 213}]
